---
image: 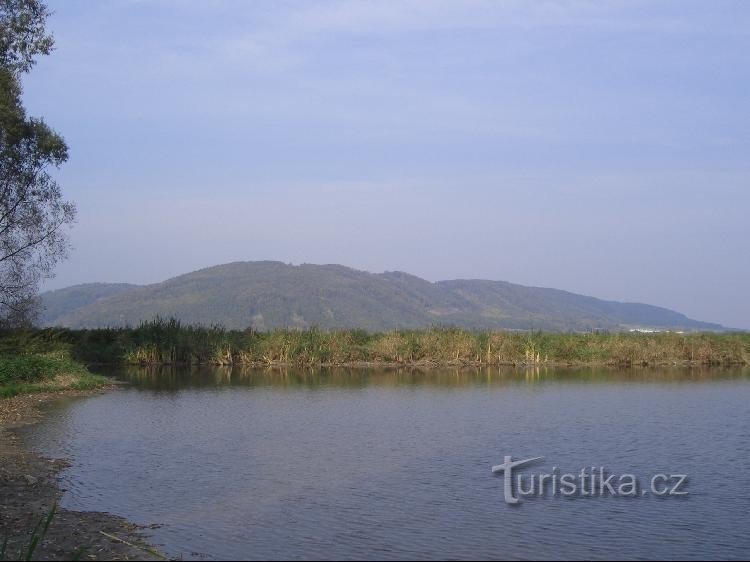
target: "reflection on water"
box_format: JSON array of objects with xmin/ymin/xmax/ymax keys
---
[
  {"xmin": 19, "ymin": 366, "xmax": 750, "ymax": 561},
  {"xmin": 106, "ymin": 363, "xmax": 750, "ymax": 391}
]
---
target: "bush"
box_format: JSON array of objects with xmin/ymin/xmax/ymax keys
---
[{"xmin": 0, "ymin": 353, "xmax": 87, "ymax": 385}]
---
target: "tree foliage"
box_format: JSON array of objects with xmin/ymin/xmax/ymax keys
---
[{"xmin": 0, "ymin": 0, "xmax": 74, "ymax": 325}]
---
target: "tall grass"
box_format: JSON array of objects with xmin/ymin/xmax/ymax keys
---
[{"xmin": 1, "ymin": 320, "xmax": 747, "ymax": 368}]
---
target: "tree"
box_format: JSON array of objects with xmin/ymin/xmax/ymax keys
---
[{"xmin": 0, "ymin": 0, "xmax": 74, "ymax": 326}]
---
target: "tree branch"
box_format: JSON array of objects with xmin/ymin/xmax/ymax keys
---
[{"xmin": 0, "ymin": 215, "xmax": 66, "ymax": 264}]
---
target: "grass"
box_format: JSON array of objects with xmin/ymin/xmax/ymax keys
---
[
  {"xmin": 0, "ymin": 352, "xmax": 107, "ymax": 399},
  {"xmin": 1, "ymin": 319, "xmax": 748, "ymax": 369}
]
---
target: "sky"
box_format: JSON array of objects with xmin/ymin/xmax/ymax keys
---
[{"xmin": 21, "ymin": 0, "xmax": 750, "ymax": 328}]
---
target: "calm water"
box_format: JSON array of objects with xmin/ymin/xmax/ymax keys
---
[{"xmin": 19, "ymin": 366, "xmax": 750, "ymax": 560}]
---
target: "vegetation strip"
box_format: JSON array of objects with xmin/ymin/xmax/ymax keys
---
[{"xmin": 1, "ymin": 319, "xmax": 747, "ymax": 369}]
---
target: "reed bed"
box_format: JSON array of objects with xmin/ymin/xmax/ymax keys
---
[{"xmin": 1, "ymin": 319, "xmax": 747, "ymax": 368}]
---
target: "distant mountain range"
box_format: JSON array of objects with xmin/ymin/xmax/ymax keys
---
[{"xmin": 38, "ymin": 261, "xmax": 726, "ymax": 332}]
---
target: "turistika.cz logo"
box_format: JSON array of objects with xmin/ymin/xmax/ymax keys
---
[{"xmin": 491, "ymin": 456, "xmax": 688, "ymax": 505}]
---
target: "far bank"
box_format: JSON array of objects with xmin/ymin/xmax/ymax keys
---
[{"xmin": 2, "ymin": 321, "xmax": 748, "ymax": 369}]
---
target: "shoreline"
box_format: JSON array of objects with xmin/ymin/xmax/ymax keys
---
[
  {"xmin": 111, "ymin": 358, "xmax": 748, "ymax": 369},
  {"xmin": 4, "ymin": 326, "xmax": 747, "ymax": 371},
  {"xmin": 0, "ymin": 386, "xmax": 164, "ymax": 561}
]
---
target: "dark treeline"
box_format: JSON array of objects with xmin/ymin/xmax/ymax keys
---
[{"xmin": 1, "ymin": 318, "xmax": 748, "ymax": 368}]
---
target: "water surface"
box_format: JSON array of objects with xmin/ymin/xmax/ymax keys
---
[{"xmin": 21, "ymin": 366, "xmax": 750, "ymax": 560}]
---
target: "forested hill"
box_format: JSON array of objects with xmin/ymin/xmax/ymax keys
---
[{"xmin": 39, "ymin": 261, "xmax": 725, "ymax": 332}]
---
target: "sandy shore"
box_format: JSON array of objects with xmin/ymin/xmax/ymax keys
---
[{"xmin": 0, "ymin": 388, "xmax": 165, "ymax": 561}]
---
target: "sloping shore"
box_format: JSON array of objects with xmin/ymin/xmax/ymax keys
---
[{"xmin": 0, "ymin": 389, "xmax": 164, "ymax": 561}]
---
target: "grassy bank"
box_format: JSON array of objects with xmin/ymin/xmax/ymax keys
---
[
  {"xmin": 1, "ymin": 319, "xmax": 748, "ymax": 369},
  {"xmin": 0, "ymin": 352, "xmax": 107, "ymax": 398}
]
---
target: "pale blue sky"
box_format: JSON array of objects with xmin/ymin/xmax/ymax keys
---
[{"xmin": 23, "ymin": 1, "xmax": 750, "ymax": 328}]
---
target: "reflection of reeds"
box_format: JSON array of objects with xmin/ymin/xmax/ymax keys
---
[
  {"xmin": 113, "ymin": 363, "xmax": 750, "ymax": 391},
  {"xmin": 1, "ymin": 320, "xmax": 748, "ymax": 368}
]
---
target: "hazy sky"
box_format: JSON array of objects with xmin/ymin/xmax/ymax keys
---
[{"xmin": 23, "ymin": 1, "xmax": 749, "ymax": 328}]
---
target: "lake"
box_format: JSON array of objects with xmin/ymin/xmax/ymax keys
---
[{"xmin": 19, "ymin": 366, "xmax": 750, "ymax": 560}]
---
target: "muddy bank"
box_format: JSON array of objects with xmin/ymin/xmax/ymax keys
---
[{"xmin": 0, "ymin": 389, "xmax": 164, "ymax": 561}]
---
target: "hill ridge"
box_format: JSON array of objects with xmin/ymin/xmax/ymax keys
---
[{"xmin": 39, "ymin": 261, "xmax": 725, "ymax": 332}]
